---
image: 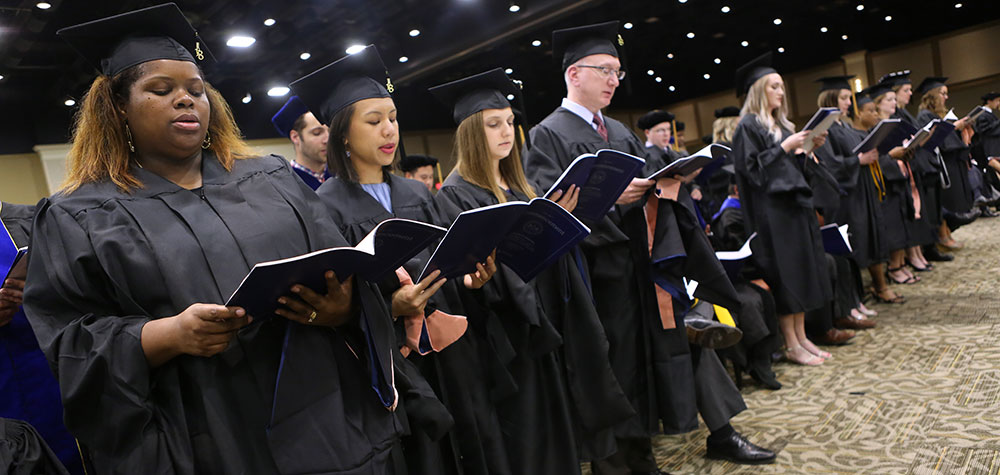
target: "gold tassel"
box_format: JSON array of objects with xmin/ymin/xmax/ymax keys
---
[
  {"xmin": 869, "ymin": 161, "xmax": 886, "ymax": 201},
  {"xmin": 671, "ymin": 120, "xmax": 679, "ymax": 151}
]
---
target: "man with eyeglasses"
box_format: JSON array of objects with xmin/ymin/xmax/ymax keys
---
[{"xmin": 522, "ymin": 21, "xmax": 775, "ymax": 474}]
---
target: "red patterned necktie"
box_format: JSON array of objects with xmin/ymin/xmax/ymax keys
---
[{"xmin": 593, "ymin": 114, "xmax": 609, "ymax": 142}]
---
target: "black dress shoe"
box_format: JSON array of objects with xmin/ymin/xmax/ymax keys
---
[
  {"xmin": 945, "ymin": 209, "xmax": 980, "ymax": 230},
  {"xmin": 979, "ymin": 206, "xmax": 999, "ymax": 218},
  {"xmin": 706, "ymin": 432, "xmax": 776, "ymax": 464},
  {"xmin": 685, "ymin": 318, "xmax": 743, "ymax": 349},
  {"xmin": 923, "ymin": 245, "xmax": 954, "ymax": 262}
]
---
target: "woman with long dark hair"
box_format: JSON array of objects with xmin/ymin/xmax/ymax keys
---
[{"xmin": 24, "ymin": 5, "xmax": 400, "ymax": 473}]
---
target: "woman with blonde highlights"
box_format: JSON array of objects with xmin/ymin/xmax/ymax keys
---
[
  {"xmin": 24, "ymin": 5, "xmax": 393, "ymax": 473},
  {"xmin": 731, "ymin": 54, "xmax": 832, "ymax": 366}
]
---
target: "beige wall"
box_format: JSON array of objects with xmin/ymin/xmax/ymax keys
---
[{"xmin": 0, "ymin": 153, "xmax": 49, "ymax": 205}]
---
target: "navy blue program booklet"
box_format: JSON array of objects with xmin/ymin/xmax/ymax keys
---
[
  {"xmin": 543, "ymin": 149, "xmax": 645, "ymax": 222},
  {"xmin": 852, "ymin": 119, "xmax": 917, "ymax": 155},
  {"xmin": 821, "ymin": 223, "xmax": 853, "ymax": 256},
  {"xmin": 646, "ymin": 143, "xmax": 731, "ymax": 180},
  {"xmin": 227, "ymin": 218, "xmax": 446, "ymax": 318},
  {"xmin": 714, "ymin": 232, "xmax": 756, "ymax": 281},
  {"xmin": 420, "ymin": 198, "xmax": 590, "ymax": 282}
]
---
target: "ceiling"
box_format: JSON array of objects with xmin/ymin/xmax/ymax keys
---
[{"xmin": 1, "ymin": 0, "xmax": 997, "ymax": 154}]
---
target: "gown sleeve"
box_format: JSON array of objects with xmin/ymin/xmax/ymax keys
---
[
  {"xmin": 23, "ymin": 199, "xmax": 162, "ymax": 460},
  {"xmin": 522, "ymin": 125, "xmax": 570, "ymax": 192},
  {"xmin": 732, "ymin": 116, "xmax": 811, "ymax": 196},
  {"xmin": 817, "ymin": 127, "xmax": 861, "ymax": 191}
]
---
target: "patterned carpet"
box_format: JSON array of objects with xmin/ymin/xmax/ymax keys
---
[{"xmin": 599, "ymin": 216, "xmax": 1000, "ymax": 474}]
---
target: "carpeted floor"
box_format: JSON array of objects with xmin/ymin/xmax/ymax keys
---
[{"xmin": 606, "ymin": 217, "xmax": 1000, "ymax": 474}]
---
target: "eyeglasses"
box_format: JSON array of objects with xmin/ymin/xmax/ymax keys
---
[{"xmin": 575, "ymin": 64, "xmax": 626, "ymax": 80}]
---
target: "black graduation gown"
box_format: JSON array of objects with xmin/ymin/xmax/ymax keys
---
[
  {"xmin": 974, "ymin": 109, "xmax": 1000, "ymax": 158},
  {"xmin": 317, "ymin": 174, "xmax": 510, "ymax": 475},
  {"xmin": 0, "ymin": 417, "xmax": 69, "ymax": 475},
  {"xmin": 917, "ymin": 110, "xmax": 974, "ymax": 213},
  {"xmin": 435, "ymin": 173, "xmax": 587, "ymax": 474},
  {"xmin": 910, "ymin": 111, "xmax": 945, "ymax": 233},
  {"xmin": 731, "ymin": 114, "xmax": 831, "ymax": 315},
  {"xmin": 822, "ymin": 122, "xmax": 887, "ymax": 266},
  {"xmin": 23, "ymin": 154, "xmax": 402, "ymax": 474}
]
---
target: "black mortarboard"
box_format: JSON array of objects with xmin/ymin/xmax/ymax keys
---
[
  {"xmin": 982, "ymin": 92, "xmax": 1000, "ymax": 103},
  {"xmin": 428, "ymin": 68, "xmax": 521, "ymax": 125},
  {"xmin": 636, "ymin": 110, "xmax": 675, "ymax": 130},
  {"xmin": 551, "ymin": 21, "xmax": 621, "ymax": 71},
  {"xmin": 57, "ymin": 3, "xmax": 213, "ymax": 77},
  {"xmin": 399, "ymin": 154, "xmax": 439, "ymax": 173},
  {"xmin": 734, "ymin": 52, "xmax": 776, "ymax": 96},
  {"xmin": 675, "ymin": 121, "xmax": 686, "ymax": 132},
  {"xmin": 715, "ymin": 106, "xmax": 741, "ymax": 118},
  {"xmin": 271, "ymin": 96, "xmax": 310, "ymax": 137},
  {"xmin": 878, "ymin": 70, "xmax": 912, "ymax": 87},
  {"xmin": 858, "ymin": 83, "xmax": 894, "ymax": 106},
  {"xmin": 816, "ymin": 75, "xmax": 855, "ymax": 93},
  {"xmin": 289, "ymin": 45, "xmax": 393, "ymax": 126},
  {"xmin": 916, "ymin": 76, "xmax": 949, "ymax": 95}
]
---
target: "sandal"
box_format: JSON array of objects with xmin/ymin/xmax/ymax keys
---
[
  {"xmin": 906, "ymin": 258, "xmax": 930, "ymax": 272},
  {"xmin": 873, "ymin": 288, "xmax": 906, "ymax": 304},
  {"xmin": 783, "ymin": 345, "xmax": 824, "ymax": 366},
  {"xmin": 887, "ymin": 267, "xmax": 916, "ymax": 284}
]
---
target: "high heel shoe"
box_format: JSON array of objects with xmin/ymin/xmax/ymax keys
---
[
  {"xmin": 887, "ymin": 267, "xmax": 917, "ymax": 284},
  {"xmin": 783, "ymin": 346, "xmax": 824, "ymax": 366},
  {"xmin": 872, "ymin": 288, "xmax": 906, "ymax": 304},
  {"xmin": 906, "ymin": 258, "xmax": 930, "ymax": 272}
]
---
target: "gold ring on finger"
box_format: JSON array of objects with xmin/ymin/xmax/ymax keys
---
[{"xmin": 308, "ymin": 310, "xmax": 318, "ymax": 323}]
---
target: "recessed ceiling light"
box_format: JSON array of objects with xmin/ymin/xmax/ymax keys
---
[
  {"xmin": 778, "ymin": 47, "xmax": 785, "ymax": 53},
  {"xmin": 721, "ymin": 6, "xmax": 731, "ymax": 13},
  {"xmin": 856, "ymin": 4, "xmax": 864, "ymax": 11},
  {"xmin": 409, "ymin": 29, "xmax": 420, "ymax": 37},
  {"xmin": 704, "ymin": 73, "xmax": 711, "ymax": 79},
  {"xmin": 821, "ymin": 26, "xmax": 829, "ymax": 33},
  {"xmin": 226, "ymin": 36, "xmax": 256, "ymax": 48},
  {"xmin": 0, "ymin": 75, "xmax": 4, "ymax": 80},
  {"xmin": 624, "ymin": 22, "xmax": 634, "ymax": 29},
  {"xmin": 345, "ymin": 44, "xmax": 365, "ymax": 55},
  {"xmin": 954, "ymin": 2, "xmax": 962, "ymax": 7},
  {"xmin": 505, "ymin": 68, "xmax": 513, "ymax": 74},
  {"xmin": 299, "ymin": 52, "xmax": 311, "ymax": 60},
  {"xmin": 507, "ymin": 94, "xmax": 515, "ymax": 100},
  {"xmin": 667, "ymin": 53, "xmax": 675, "ymax": 59},
  {"xmin": 714, "ymin": 57, "xmax": 721, "ymax": 64},
  {"xmin": 741, "ymin": 40, "xmax": 749, "ymax": 47},
  {"xmin": 669, "ymin": 85, "xmax": 676, "ymax": 91},
  {"xmin": 508, "ymin": 3, "xmax": 520, "ymax": 12},
  {"xmin": 242, "ymin": 93, "xmax": 252, "ymax": 104},
  {"xmin": 64, "ymin": 99, "xmax": 75, "ymax": 107},
  {"xmin": 686, "ymin": 32, "xmax": 695, "ymax": 39},
  {"xmin": 398, "ymin": 56, "xmax": 409, "ymax": 63},
  {"xmin": 35, "ymin": 2, "xmax": 51, "ymax": 9},
  {"xmin": 885, "ymin": 15, "xmax": 892, "ymax": 21},
  {"xmin": 264, "ymin": 18, "xmax": 276, "ymax": 27},
  {"xmin": 655, "ymin": 77, "xmax": 662, "ymax": 83},
  {"xmin": 647, "ymin": 69, "xmax": 655, "ymax": 76},
  {"xmin": 773, "ymin": 18, "xmax": 782, "ymax": 25},
  {"xmin": 531, "ymin": 39, "xmax": 542, "ymax": 47},
  {"xmin": 842, "ymin": 34, "xmax": 849, "ymax": 40},
  {"xmin": 678, "ymin": 0, "xmax": 687, "ymax": 3},
  {"xmin": 267, "ymin": 86, "xmax": 289, "ymax": 97}
]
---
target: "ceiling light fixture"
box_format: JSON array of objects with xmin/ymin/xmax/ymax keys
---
[
  {"xmin": 624, "ymin": 22, "xmax": 634, "ymax": 29},
  {"xmin": 507, "ymin": 94, "xmax": 515, "ymax": 100},
  {"xmin": 714, "ymin": 57, "xmax": 721, "ymax": 64},
  {"xmin": 854, "ymin": 78, "xmax": 863, "ymax": 92},
  {"xmin": 345, "ymin": 44, "xmax": 365, "ymax": 54},
  {"xmin": 264, "ymin": 18, "xmax": 276, "ymax": 26},
  {"xmin": 686, "ymin": 32, "xmax": 695, "ymax": 38},
  {"xmin": 505, "ymin": 68, "xmax": 513, "ymax": 74},
  {"xmin": 778, "ymin": 47, "xmax": 785, "ymax": 53},
  {"xmin": 655, "ymin": 77, "xmax": 662, "ymax": 83},
  {"xmin": 299, "ymin": 52, "xmax": 311, "ymax": 60},
  {"xmin": 704, "ymin": 73, "xmax": 711, "ymax": 79},
  {"xmin": 954, "ymin": 2, "xmax": 962, "ymax": 7},
  {"xmin": 36, "ymin": 2, "xmax": 51, "ymax": 9},
  {"xmin": 821, "ymin": 26, "xmax": 829, "ymax": 32},
  {"xmin": 721, "ymin": 6, "xmax": 731, "ymax": 13},
  {"xmin": 267, "ymin": 86, "xmax": 289, "ymax": 97},
  {"xmin": 856, "ymin": 4, "xmax": 865, "ymax": 11},
  {"xmin": 669, "ymin": 85, "xmax": 676, "ymax": 91},
  {"xmin": 773, "ymin": 18, "xmax": 782, "ymax": 25},
  {"xmin": 0, "ymin": 75, "xmax": 4, "ymax": 80},
  {"xmin": 242, "ymin": 93, "xmax": 252, "ymax": 104},
  {"xmin": 885, "ymin": 15, "xmax": 892, "ymax": 21},
  {"xmin": 842, "ymin": 34, "xmax": 849, "ymax": 40},
  {"xmin": 409, "ymin": 29, "xmax": 420, "ymax": 37},
  {"xmin": 508, "ymin": 3, "xmax": 520, "ymax": 12},
  {"xmin": 667, "ymin": 53, "xmax": 675, "ymax": 59},
  {"xmin": 741, "ymin": 40, "xmax": 749, "ymax": 47},
  {"xmin": 64, "ymin": 99, "xmax": 75, "ymax": 107},
  {"xmin": 398, "ymin": 56, "xmax": 409, "ymax": 63},
  {"xmin": 678, "ymin": 0, "xmax": 687, "ymax": 3},
  {"xmin": 531, "ymin": 39, "xmax": 542, "ymax": 47},
  {"xmin": 226, "ymin": 36, "xmax": 256, "ymax": 48},
  {"xmin": 647, "ymin": 69, "xmax": 655, "ymax": 76}
]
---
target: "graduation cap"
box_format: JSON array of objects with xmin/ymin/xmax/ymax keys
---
[
  {"xmin": 271, "ymin": 96, "xmax": 310, "ymax": 137},
  {"xmin": 289, "ymin": 45, "xmax": 393, "ymax": 126},
  {"xmin": 734, "ymin": 52, "xmax": 776, "ymax": 96},
  {"xmin": 816, "ymin": 75, "xmax": 855, "ymax": 93},
  {"xmin": 675, "ymin": 121, "xmax": 686, "ymax": 132},
  {"xmin": 857, "ymin": 83, "xmax": 894, "ymax": 107},
  {"xmin": 982, "ymin": 91, "xmax": 1000, "ymax": 103},
  {"xmin": 399, "ymin": 154, "xmax": 438, "ymax": 173},
  {"xmin": 916, "ymin": 76, "xmax": 948, "ymax": 95},
  {"xmin": 551, "ymin": 20, "xmax": 622, "ymax": 71},
  {"xmin": 878, "ymin": 70, "xmax": 912, "ymax": 87},
  {"xmin": 636, "ymin": 110, "xmax": 674, "ymax": 130},
  {"xmin": 57, "ymin": 3, "xmax": 213, "ymax": 77},
  {"xmin": 720, "ymin": 164, "xmax": 737, "ymax": 184},
  {"xmin": 715, "ymin": 106, "xmax": 740, "ymax": 118},
  {"xmin": 428, "ymin": 68, "xmax": 521, "ymax": 125}
]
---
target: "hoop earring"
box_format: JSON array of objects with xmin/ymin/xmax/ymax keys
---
[
  {"xmin": 202, "ymin": 132, "xmax": 212, "ymax": 149},
  {"xmin": 124, "ymin": 123, "xmax": 135, "ymax": 153}
]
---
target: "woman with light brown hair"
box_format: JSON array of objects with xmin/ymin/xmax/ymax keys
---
[{"xmin": 23, "ymin": 5, "xmax": 400, "ymax": 473}]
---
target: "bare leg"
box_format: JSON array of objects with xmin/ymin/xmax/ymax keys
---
[
  {"xmin": 794, "ymin": 313, "xmax": 831, "ymax": 358},
  {"xmin": 869, "ymin": 263, "xmax": 901, "ymax": 301},
  {"xmin": 779, "ymin": 313, "xmax": 821, "ymax": 365}
]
